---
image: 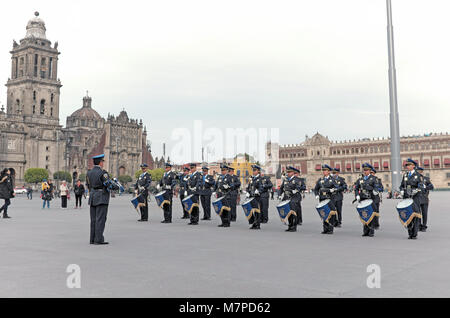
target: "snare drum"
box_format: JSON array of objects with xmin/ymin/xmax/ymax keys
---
[
  {"xmin": 182, "ymin": 194, "xmax": 199, "ymax": 214},
  {"xmin": 155, "ymin": 191, "xmax": 169, "ymax": 209},
  {"xmin": 315, "ymin": 199, "xmax": 337, "ymax": 223},
  {"xmin": 396, "ymin": 198, "xmax": 421, "ymax": 227},
  {"xmin": 212, "ymin": 196, "xmax": 230, "ymax": 216},
  {"xmin": 276, "ymin": 200, "xmax": 295, "ymax": 225},
  {"xmin": 241, "ymin": 197, "xmax": 260, "ymax": 220},
  {"xmin": 356, "ymin": 199, "xmax": 376, "ymax": 225}
]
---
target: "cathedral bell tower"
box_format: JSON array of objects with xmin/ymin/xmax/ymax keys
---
[{"xmin": 5, "ymin": 11, "xmax": 62, "ymax": 124}]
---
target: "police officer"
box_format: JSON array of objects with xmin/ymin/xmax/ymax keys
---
[
  {"xmin": 370, "ymin": 167, "xmax": 383, "ymax": 230},
  {"xmin": 416, "ymin": 167, "xmax": 434, "ymax": 232},
  {"xmin": 332, "ymin": 167, "xmax": 347, "ymax": 227},
  {"xmin": 279, "ymin": 166, "xmax": 306, "ymax": 232},
  {"xmin": 228, "ymin": 167, "xmax": 241, "ymax": 222},
  {"xmin": 354, "ymin": 163, "xmax": 378, "ymax": 237},
  {"xmin": 158, "ymin": 163, "xmax": 177, "ymax": 223},
  {"xmin": 187, "ymin": 163, "xmax": 202, "ymax": 225},
  {"xmin": 135, "ymin": 163, "xmax": 152, "ymax": 222},
  {"xmin": 178, "ymin": 166, "xmax": 190, "ymax": 219},
  {"xmin": 213, "ymin": 164, "xmax": 234, "ymax": 227},
  {"xmin": 259, "ymin": 171, "xmax": 273, "ymax": 224},
  {"xmin": 200, "ymin": 166, "xmax": 215, "ymax": 220},
  {"xmin": 245, "ymin": 165, "xmax": 264, "ymax": 230},
  {"xmin": 314, "ymin": 164, "xmax": 339, "ymax": 235},
  {"xmin": 293, "ymin": 169, "xmax": 306, "ymax": 224},
  {"xmin": 400, "ymin": 159, "xmax": 425, "ymax": 239},
  {"xmin": 86, "ymin": 154, "xmax": 119, "ymax": 245}
]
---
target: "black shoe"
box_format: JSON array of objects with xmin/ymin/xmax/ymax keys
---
[
  {"xmin": 321, "ymin": 231, "xmax": 328, "ymax": 234},
  {"xmin": 231, "ymin": 218, "xmax": 236, "ymax": 222},
  {"xmin": 138, "ymin": 219, "xmax": 147, "ymax": 222},
  {"xmin": 335, "ymin": 224, "xmax": 341, "ymax": 228},
  {"xmin": 94, "ymin": 242, "xmax": 109, "ymax": 245},
  {"xmin": 297, "ymin": 222, "xmax": 302, "ymax": 226},
  {"xmin": 223, "ymin": 224, "xmax": 230, "ymax": 228},
  {"xmin": 201, "ymin": 217, "xmax": 211, "ymax": 221},
  {"xmin": 161, "ymin": 220, "xmax": 171, "ymax": 223},
  {"xmin": 362, "ymin": 233, "xmax": 369, "ymax": 236},
  {"xmin": 286, "ymin": 228, "xmax": 296, "ymax": 232},
  {"xmin": 188, "ymin": 222, "xmax": 198, "ymax": 225},
  {"xmin": 374, "ymin": 226, "xmax": 380, "ymax": 230},
  {"xmin": 368, "ymin": 233, "xmax": 374, "ymax": 237},
  {"xmin": 3, "ymin": 215, "xmax": 11, "ymax": 219},
  {"xmin": 218, "ymin": 224, "xmax": 224, "ymax": 227}
]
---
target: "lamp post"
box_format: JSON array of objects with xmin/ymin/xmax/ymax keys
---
[{"xmin": 386, "ymin": 0, "xmax": 402, "ymax": 191}]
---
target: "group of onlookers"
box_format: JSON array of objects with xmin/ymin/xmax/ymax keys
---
[{"xmin": 41, "ymin": 179, "xmax": 86, "ymax": 209}]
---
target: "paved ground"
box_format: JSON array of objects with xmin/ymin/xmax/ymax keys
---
[{"xmin": 0, "ymin": 192, "xmax": 449, "ymax": 298}]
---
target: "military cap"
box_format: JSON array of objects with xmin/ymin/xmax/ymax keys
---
[
  {"xmin": 228, "ymin": 166, "xmax": 235, "ymax": 171},
  {"xmin": 165, "ymin": 163, "xmax": 173, "ymax": 167},
  {"xmin": 251, "ymin": 164, "xmax": 261, "ymax": 171},
  {"xmin": 202, "ymin": 166, "xmax": 209, "ymax": 170},
  {"xmin": 183, "ymin": 166, "xmax": 190, "ymax": 171},
  {"xmin": 140, "ymin": 163, "xmax": 149, "ymax": 168},
  {"xmin": 321, "ymin": 164, "xmax": 332, "ymax": 171},
  {"xmin": 371, "ymin": 168, "xmax": 377, "ymax": 174},
  {"xmin": 333, "ymin": 167, "xmax": 340, "ymax": 172},
  {"xmin": 92, "ymin": 154, "xmax": 105, "ymax": 164},
  {"xmin": 405, "ymin": 158, "xmax": 418, "ymax": 166},
  {"xmin": 189, "ymin": 163, "xmax": 197, "ymax": 168},
  {"xmin": 362, "ymin": 163, "xmax": 374, "ymax": 171},
  {"xmin": 220, "ymin": 164, "xmax": 229, "ymax": 170},
  {"xmin": 417, "ymin": 167, "xmax": 424, "ymax": 171}
]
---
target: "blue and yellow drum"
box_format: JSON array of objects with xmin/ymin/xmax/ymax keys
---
[
  {"xmin": 241, "ymin": 197, "xmax": 260, "ymax": 220},
  {"xmin": 182, "ymin": 194, "xmax": 199, "ymax": 214},
  {"xmin": 356, "ymin": 199, "xmax": 377, "ymax": 225},
  {"xmin": 155, "ymin": 191, "xmax": 169, "ymax": 209},
  {"xmin": 212, "ymin": 196, "xmax": 230, "ymax": 216},
  {"xmin": 315, "ymin": 199, "xmax": 336, "ymax": 223},
  {"xmin": 396, "ymin": 198, "xmax": 421, "ymax": 227},
  {"xmin": 276, "ymin": 200, "xmax": 296, "ymax": 225}
]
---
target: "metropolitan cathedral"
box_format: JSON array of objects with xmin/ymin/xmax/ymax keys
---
[{"xmin": 0, "ymin": 12, "xmax": 154, "ymax": 182}]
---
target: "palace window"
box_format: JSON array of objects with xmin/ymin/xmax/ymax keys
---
[
  {"xmin": 40, "ymin": 99, "xmax": 45, "ymax": 115},
  {"xmin": 48, "ymin": 57, "xmax": 53, "ymax": 79}
]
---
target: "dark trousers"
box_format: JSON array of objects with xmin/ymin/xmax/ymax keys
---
[
  {"xmin": 291, "ymin": 199, "xmax": 302, "ymax": 225},
  {"xmin": 335, "ymin": 200, "xmax": 343, "ymax": 224},
  {"xmin": 230, "ymin": 194, "xmax": 237, "ymax": 221},
  {"xmin": 189, "ymin": 195, "xmax": 200, "ymax": 224},
  {"xmin": 200, "ymin": 194, "xmax": 211, "ymax": 219},
  {"xmin": 260, "ymin": 195, "xmax": 269, "ymax": 222},
  {"xmin": 220, "ymin": 197, "xmax": 231, "ymax": 226},
  {"xmin": 75, "ymin": 195, "xmax": 82, "ymax": 207},
  {"xmin": 420, "ymin": 203, "xmax": 429, "ymax": 228},
  {"xmin": 248, "ymin": 197, "xmax": 261, "ymax": 227},
  {"xmin": 1, "ymin": 199, "xmax": 11, "ymax": 216},
  {"xmin": 372, "ymin": 201, "xmax": 380, "ymax": 228},
  {"xmin": 61, "ymin": 195, "xmax": 67, "ymax": 208},
  {"xmin": 163, "ymin": 198, "xmax": 173, "ymax": 222},
  {"xmin": 408, "ymin": 217, "xmax": 420, "ymax": 238},
  {"xmin": 140, "ymin": 198, "xmax": 148, "ymax": 221},
  {"xmin": 90, "ymin": 204, "xmax": 108, "ymax": 244},
  {"xmin": 180, "ymin": 194, "xmax": 189, "ymax": 218},
  {"xmin": 363, "ymin": 221, "xmax": 375, "ymax": 236},
  {"xmin": 287, "ymin": 214, "xmax": 297, "ymax": 230}
]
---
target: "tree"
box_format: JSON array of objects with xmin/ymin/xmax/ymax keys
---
[
  {"xmin": 24, "ymin": 168, "xmax": 49, "ymax": 184},
  {"xmin": 53, "ymin": 171, "xmax": 72, "ymax": 183},
  {"xmin": 118, "ymin": 175, "xmax": 132, "ymax": 184},
  {"xmin": 135, "ymin": 168, "xmax": 164, "ymax": 182},
  {"xmin": 78, "ymin": 173, "xmax": 86, "ymax": 182}
]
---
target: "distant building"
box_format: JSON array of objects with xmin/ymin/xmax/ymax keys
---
[{"xmin": 266, "ymin": 132, "xmax": 450, "ymax": 190}]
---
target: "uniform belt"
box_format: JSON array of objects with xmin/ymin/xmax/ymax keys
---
[{"xmin": 93, "ymin": 188, "xmax": 104, "ymax": 190}]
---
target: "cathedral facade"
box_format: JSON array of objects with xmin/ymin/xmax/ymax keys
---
[{"xmin": 0, "ymin": 12, "xmax": 153, "ymax": 183}]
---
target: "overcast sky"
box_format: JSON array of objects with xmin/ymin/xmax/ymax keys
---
[{"xmin": 1, "ymin": 0, "xmax": 449, "ymax": 163}]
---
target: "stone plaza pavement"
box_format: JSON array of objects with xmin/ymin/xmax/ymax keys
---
[{"xmin": 0, "ymin": 192, "xmax": 449, "ymax": 298}]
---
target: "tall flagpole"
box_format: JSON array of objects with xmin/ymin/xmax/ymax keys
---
[{"xmin": 386, "ymin": 0, "xmax": 401, "ymax": 191}]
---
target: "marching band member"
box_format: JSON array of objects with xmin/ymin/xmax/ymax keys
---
[
  {"xmin": 245, "ymin": 165, "xmax": 264, "ymax": 230},
  {"xmin": 86, "ymin": 154, "xmax": 120, "ymax": 245},
  {"xmin": 135, "ymin": 163, "xmax": 152, "ymax": 222},
  {"xmin": 399, "ymin": 159, "xmax": 425, "ymax": 239},
  {"xmin": 332, "ymin": 168, "xmax": 347, "ymax": 228},
  {"xmin": 260, "ymin": 170, "xmax": 273, "ymax": 224},
  {"xmin": 213, "ymin": 164, "xmax": 234, "ymax": 227},
  {"xmin": 228, "ymin": 167, "xmax": 241, "ymax": 222},
  {"xmin": 354, "ymin": 163, "xmax": 378, "ymax": 237},
  {"xmin": 314, "ymin": 164, "xmax": 339, "ymax": 235},
  {"xmin": 187, "ymin": 163, "xmax": 202, "ymax": 225},
  {"xmin": 178, "ymin": 166, "xmax": 190, "ymax": 219},
  {"xmin": 279, "ymin": 166, "xmax": 306, "ymax": 232},
  {"xmin": 370, "ymin": 167, "xmax": 383, "ymax": 230},
  {"xmin": 158, "ymin": 163, "xmax": 177, "ymax": 223},
  {"xmin": 200, "ymin": 166, "xmax": 215, "ymax": 221},
  {"xmin": 416, "ymin": 167, "xmax": 434, "ymax": 232}
]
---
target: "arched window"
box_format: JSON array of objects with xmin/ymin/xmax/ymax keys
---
[
  {"xmin": 33, "ymin": 91, "xmax": 36, "ymax": 100},
  {"xmin": 50, "ymin": 107, "xmax": 53, "ymax": 117},
  {"xmin": 40, "ymin": 99, "xmax": 45, "ymax": 115},
  {"xmin": 51, "ymin": 93, "xmax": 54, "ymax": 103},
  {"xmin": 32, "ymin": 105, "xmax": 35, "ymax": 114}
]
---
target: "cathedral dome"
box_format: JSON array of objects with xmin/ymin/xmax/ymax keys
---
[
  {"xmin": 25, "ymin": 12, "xmax": 47, "ymax": 39},
  {"xmin": 69, "ymin": 94, "xmax": 102, "ymax": 120}
]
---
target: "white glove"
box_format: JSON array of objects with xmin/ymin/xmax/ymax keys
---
[
  {"xmin": 356, "ymin": 195, "xmax": 361, "ymax": 202},
  {"xmin": 157, "ymin": 184, "xmax": 161, "ymax": 191},
  {"xmin": 292, "ymin": 189, "xmax": 298, "ymax": 194},
  {"xmin": 255, "ymin": 189, "xmax": 259, "ymax": 195},
  {"xmin": 134, "ymin": 190, "xmax": 138, "ymax": 195},
  {"xmin": 223, "ymin": 184, "xmax": 230, "ymax": 189},
  {"xmin": 245, "ymin": 192, "xmax": 250, "ymax": 198},
  {"xmin": 412, "ymin": 189, "xmax": 419, "ymax": 196},
  {"xmin": 315, "ymin": 195, "xmax": 319, "ymax": 200},
  {"xmin": 212, "ymin": 192, "xmax": 217, "ymax": 198},
  {"xmin": 165, "ymin": 185, "xmax": 171, "ymax": 190},
  {"xmin": 184, "ymin": 191, "xmax": 187, "ymax": 196},
  {"xmin": 330, "ymin": 188, "xmax": 336, "ymax": 193},
  {"xmin": 400, "ymin": 190, "xmax": 404, "ymax": 197},
  {"xmin": 190, "ymin": 186, "xmax": 197, "ymax": 191}
]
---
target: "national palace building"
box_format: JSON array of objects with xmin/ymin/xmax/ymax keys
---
[{"xmin": 265, "ymin": 132, "xmax": 450, "ymax": 190}]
